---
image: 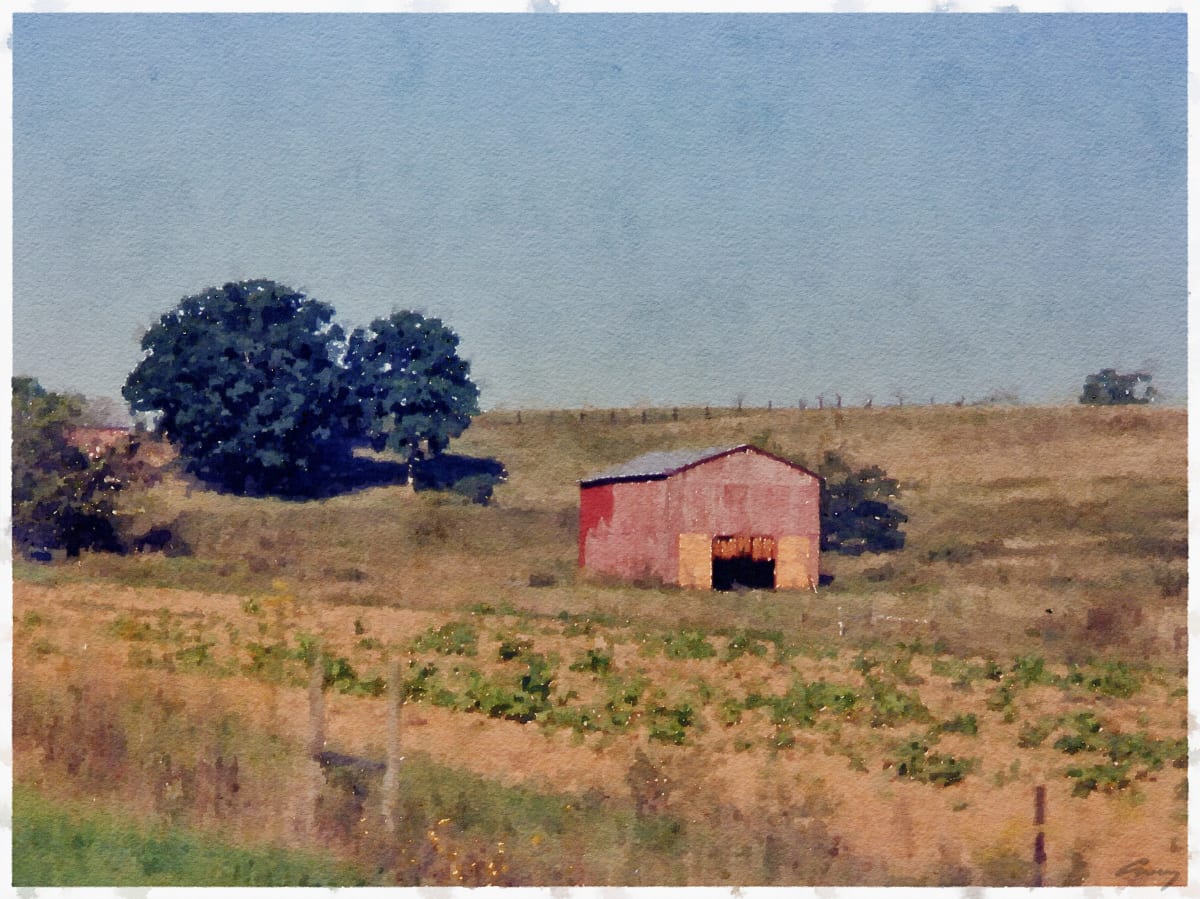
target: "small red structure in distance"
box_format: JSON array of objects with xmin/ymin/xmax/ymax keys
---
[{"xmin": 579, "ymin": 444, "xmax": 821, "ymax": 591}]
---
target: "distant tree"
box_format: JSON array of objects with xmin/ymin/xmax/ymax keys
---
[
  {"xmin": 123, "ymin": 281, "xmax": 355, "ymax": 496},
  {"xmin": 344, "ymin": 311, "xmax": 480, "ymax": 477},
  {"xmin": 1079, "ymin": 369, "xmax": 1156, "ymax": 405},
  {"xmin": 817, "ymin": 451, "xmax": 908, "ymax": 555},
  {"xmin": 12, "ymin": 377, "xmax": 151, "ymax": 556}
]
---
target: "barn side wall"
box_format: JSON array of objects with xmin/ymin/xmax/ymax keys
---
[
  {"xmin": 579, "ymin": 479, "xmax": 673, "ymax": 581},
  {"xmin": 580, "ymin": 449, "xmax": 821, "ymax": 588}
]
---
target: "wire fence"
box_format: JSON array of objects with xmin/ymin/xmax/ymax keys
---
[{"xmin": 481, "ymin": 399, "xmax": 967, "ymax": 426}]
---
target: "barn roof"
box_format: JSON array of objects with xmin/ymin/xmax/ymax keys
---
[{"xmin": 580, "ymin": 444, "xmax": 821, "ymax": 487}]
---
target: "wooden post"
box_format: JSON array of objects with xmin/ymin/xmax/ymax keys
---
[
  {"xmin": 672, "ymin": 407, "xmax": 678, "ymax": 421},
  {"xmin": 305, "ymin": 651, "xmax": 326, "ymax": 838},
  {"xmin": 516, "ymin": 410, "xmax": 521, "ymax": 425},
  {"xmin": 308, "ymin": 654, "xmax": 325, "ymax": 759},
  {"xmin": 641, "ymin": 409, "xmax": 647, "ymax": 423},
  {"xmin": 1033, "ymin": 784, "xmax": 1047, "ymax": 886},
  {"xmin": 382, "ymin": 658, "xmax": 404, "ymax": 833}
]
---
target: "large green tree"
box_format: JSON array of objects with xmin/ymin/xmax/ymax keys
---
[
  {"xmin": 123, "ymin": 282, "xmax": 481, "ymax": 496},
  {"xmin": 123, "ymin": 281, "xmax": 354, "ymax": 496},
  {"xmin": 345, "ymin": 311, "xmax": 481, "ymax": 472}
]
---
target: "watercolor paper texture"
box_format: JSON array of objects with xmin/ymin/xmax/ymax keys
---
[{"xmin": 9, "ymin": 11, "xmax": 1188, "ymax": 889}]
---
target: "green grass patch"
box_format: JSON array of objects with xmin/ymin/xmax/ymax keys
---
[
  {"xmin": 12, "ymin": 784, "xmax": 372, "ymax": 886},
  {"xmin": 412, "ymin": 621, "xmax": 479, "ymax": 656}
]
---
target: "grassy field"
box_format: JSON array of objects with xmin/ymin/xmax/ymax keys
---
[{"xmin": 12, "ymin": 403, "xmax": 1187, "ymax": 886}]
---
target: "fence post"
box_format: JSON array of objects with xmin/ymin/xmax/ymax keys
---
[
  {"xmin": 308, "ymin": 653, "xmax": 325, "ymax": 758},
  {"xmin": 382, "ymin": 657, "xmax": 404, "ymax": 833},
  {"xmin": 1033, "ymin": 784, "xmax": 1047, "ymax": 886},
  {"xmin": 305, "ymin": 650, "xmax": 326, "ymax": 837}
]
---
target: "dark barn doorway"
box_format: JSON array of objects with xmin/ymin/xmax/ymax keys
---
[{"xmin": 712, "ymin": 535, "xmax": 776, "ymax": 591}]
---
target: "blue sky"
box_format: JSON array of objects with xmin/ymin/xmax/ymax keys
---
[{"xmin": 13, "ymin": 14, "xmax": 1187, "ymax": 409}]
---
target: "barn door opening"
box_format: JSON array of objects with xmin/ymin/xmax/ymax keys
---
[{"xmin": 712, "ymin": 535, "xmax": 776, "ymax": 591}]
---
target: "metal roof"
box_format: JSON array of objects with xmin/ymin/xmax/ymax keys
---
[
  {"xmin": 581, "ymin": 445, "xmax": 742, "ymax": 485},
  {"xmin": 580, "ymin": 443, "xmax": 824, "ymax": 487}
]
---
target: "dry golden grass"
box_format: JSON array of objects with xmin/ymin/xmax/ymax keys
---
[{"xmin": 13, "ymin": 403, "xmax": 1187, "ymax": 886}]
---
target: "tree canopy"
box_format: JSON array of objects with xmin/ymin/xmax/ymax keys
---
[
  {"xmin": 345, "ymin": 311, "xmax": 480, "ymax": 464},
  {"xmin": 12, "ymin": 377, "xmax": 151, "ymax": 556},
  {"xmin": 123, "ymin": 280, "xmax": 481, "ymax": 497},
  {"xmin": 1079, "ymin": 369, "xmax": 1156, "ymax": 405},
  {"xmin": 817, "ymin": 451, "xmax": 908, "ymax": 555}
]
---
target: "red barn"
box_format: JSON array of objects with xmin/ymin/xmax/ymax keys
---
[{"xmin": 579, "ymin": 444, "xmax": 821, "ymax": 591}]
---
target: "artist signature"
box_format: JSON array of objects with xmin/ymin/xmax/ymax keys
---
[{"xmin": 1115, "ymin": 857, "xmax": 1181, "ymax": 888}]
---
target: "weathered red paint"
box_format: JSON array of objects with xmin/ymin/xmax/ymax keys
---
[
  {"xmin": 579, "ymin": 445, "xmax": 821, "ymax": 588},
  {"xmin": 578, "ymin": 482, "xmax": 615, "ymax": 567}
]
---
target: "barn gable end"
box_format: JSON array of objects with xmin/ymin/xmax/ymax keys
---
[{"xmin": 579, "ymin": 445, "xmax": 821, "ymax": 590}]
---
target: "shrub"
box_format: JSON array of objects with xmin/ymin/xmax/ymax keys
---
[
  {"xmin": 1064, "ymin": 763, "xmax": 1132, "ymax": 797},
  {"xmin": 109, "ymin": 615, "xmax": 152, "ymax": 642},
  {"xmin": 648, "ymin": 704, "xmax": 694, "ymax": 745},
  {"xmin": 891, "ymin": 738, "xmax": 975, "ymax": 787},
  {"xmin": 462, "ymin": 670, "xmax": 548, "ymax": 723},
  {"xmin": 864, "ymin": 678, "xmax": 929, "ymax": 728},
  {"xmin": 1052, "ymin": 712, "xmax": 1186, "ymax": 796},
  {"xmin": 569, "ymin": 648, "xmax": 613, "ymax": 674},
  {"xmin": 1010, "ymin": 655, "xmax": 1051, "ymax": 687},
  {"xmin": 497, "ymin": 637, "xmax": 532, "ymax": 661},
  {"xmin": 173, "ymin": 642, "xmax": 215, "ymax": 669},
  {"xmin": 750, "ymin": 680, "xmax": 859, "ymax": 729},
  {"xmin": 1017, "ymin": 716, "xmax": 1059, "ymax": 749},
  {"xmin": 817, "ymin": 451, "xmax": 908, "ymax": 555},
  {"xmin": 401, "ymin": 662, "xmax": 439, "ymax": 701},
  {"xmin": 850, "ymin": 653, "xmax": 879, "ymax": 675},
  {"xmin": 661, "ymin": 630, "xmax": 716, "ymax": 660},
  {"xmin": 723, "ymin": 631, "xmax": 769, "ymax": 661},
  {"xmin": 717, "ymin": 698, "xmax": 744, "ymax": 727},
  {"xmin": 519, "ymin": 655, "xmax": 555, "ymax": 704},
  {"xmin": 1082, "ymin": 662, "xmax": 1142, "ymax": 698},
  {"xmin": 604, "ymin": 675, "xmax": 648, "ymax": 728},
  {"xmin": 412, "ymin": 622, "xmax": 478, "ymax": 656},
  {"xmin": 931, "ymin": 657, "xmax": 995, "ymax": 689},
  {"xmin": 940, "ymin": 713, "xmax": 979, "ymax": 736},
  {"xmin": 12, "ymin": 377, "xmax": 156, "ymax": 557}
]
